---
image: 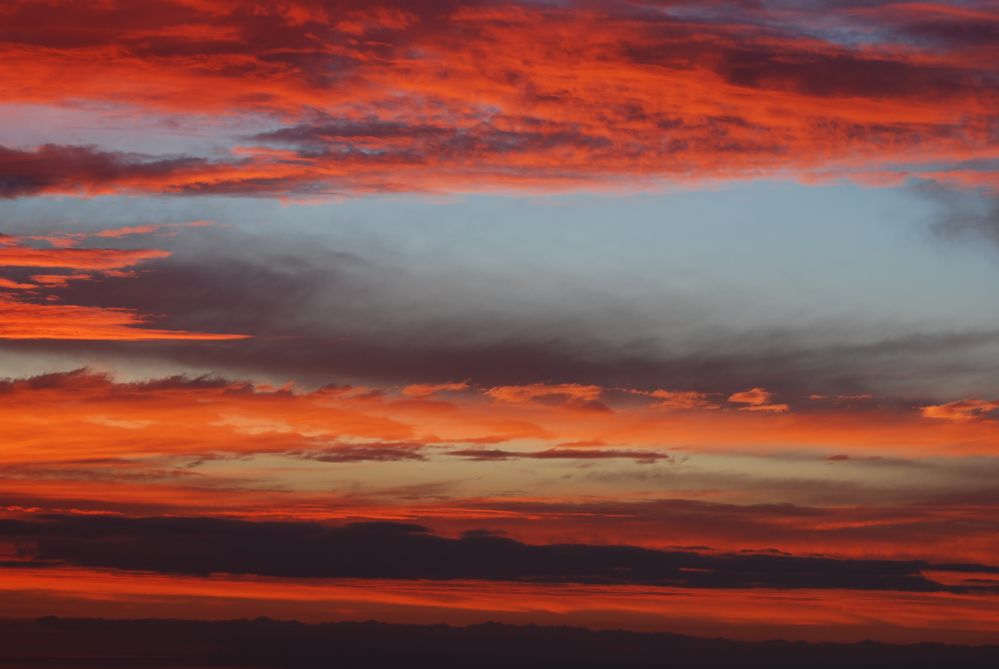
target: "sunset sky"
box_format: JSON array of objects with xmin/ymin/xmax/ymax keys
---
[{"xmin": 2, "ymin": 0, "xmax": 999, "ymax": 653}]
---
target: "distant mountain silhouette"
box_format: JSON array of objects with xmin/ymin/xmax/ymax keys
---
[{"xmin": 1, "ymin": 617, "xmax": 997, "ymax": 668}]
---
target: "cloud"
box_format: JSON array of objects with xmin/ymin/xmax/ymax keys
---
[
  {"xmin": 920, "ymin": 183, "xmax": 999, "ymax": 248},
  {"xmin": 410, "ymin": 495, "xmax": 999, "ymax": 566},
  {"xmin": 0, "ymin": 277, "xmax": 34, "ymax": 290},
  {"xmin": 5, "ymin": 514, "xmax": 995, "ymax": 592},
  {"xmin": 0, "ymin": 298, "xmax": 249, "ymax": 340},
  {"xmin": 728, "ymin": 387, "xmax": 773, "ymax": 406},
  {"xmin": 641, "ymin": 389, "xmax": 719, "ymax": 410},
  {"xmin": 922, "ymin": 399, "xmax": 999, "ymax": 422},
  {"xmin": 4, "ymin": 214, "xmax": 998, "ymax": 404},
  {"xmin": 727, "ymin": 387, "xmax": 789, "ymax": 412},
  {"xmin": 19, "ymin": 221, "xmax": 214, "ymax": 248},
  {"xmin": 485, "ymin": 383, "xmax": 609, "ymax": 412},
  {"xmin": 402, "ymin": 382, "xmax": 470, "ymax": 397},
  {"xmin": 296, "ymin": 442, "xmax": 428, "ymax": 463},
  {"xmin": 0, "ymin": 232, "xmax": 246, "ymax": 340},
  {"xmin": 1, "ymin": 364, "xmax": 999, "ymax": 572},
  {"xmin": 446, "ymin": 447, "xmax": 675, "ymax": 463},
  {"xmin": 18, "ymin": 300, "xmax": 998, "ymax": 401},
  {"xmin": 0, "ymin": 144, "xmax": 226, "ymax": 198},
  {"xmin": 0, "ymin": 247, "xmax": 171, "ymax": 270},
  {"xmin": 0, "ymin": 1, "xmax": 995, "ymax": 195},
  {"xmin": 2, "ymin": 366, "xmax": 998, "ymax": 482}
]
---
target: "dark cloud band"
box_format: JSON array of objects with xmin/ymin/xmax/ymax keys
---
[{"xmin": 4, "ymin": 515, "xmax": 997, "ymax": 592}]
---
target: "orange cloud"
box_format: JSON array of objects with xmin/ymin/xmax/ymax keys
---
[
  {"xmin": 1, "ymin": 372, "xmax": 999, "ymax": 570},
  {"xmin": 29, "ymin": 273, "xmax": 92, "ymax": 286},
  {"xmin": 728, "ymin": 388, "xmax": 773, "ymax": 406},
  {"xmin": 19, "ymin": 221, "xmax": 214, "ymax": 248},
  {"xmin": 2, "ymin": 369, "xmax": 998, "ymax": 486},
  {"xmin": 0, "ymin": 247, "xmax": 171, "ymax": 270},
  {"xmin": 402, "ymin": 381, "xmax": 470, "ymax": 397},
  {"xmin": 0, "ymin": 277, "xmax": 34, "ymax": 290},
  {"xmin": 92, "ymin": 221, "xmax": 212, "ymax": 238},
  {"xmin": 641, "ymin": 389, "xmax": 718, "ymax": 410},
  {"xmin": 0, "ymin": 298, "xmax": 248, "ymax": 340},
  {"xmin": 0, "ymin": 230, "xmax": 245, "ymax": 340},
  {"xmin": 922, "ymin": 399, "xmax": 999, "ymax": 421},
  {"xmin": 486, "ymin": 383, "xmax": 605, "ymax": 409},
  {"xmin": 727, "ymin": 387, "xmax": 789, "ymax": 413}
]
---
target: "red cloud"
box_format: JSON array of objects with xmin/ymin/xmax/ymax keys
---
[{"xmin": 0, "ymin": 1, "xmax": 995, "ymax": 195}]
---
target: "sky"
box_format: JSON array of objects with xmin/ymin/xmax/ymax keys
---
[{"xmin": 1, "ymin": 0, "xmax": 999, "ymax": 655}]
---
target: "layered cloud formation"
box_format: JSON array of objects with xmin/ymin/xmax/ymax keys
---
[
  {"xmin": 0, "ymin": 226, "xmax": 246, "ymax": 339},
  {"xmin": 0, "ymin": 0, "xmax": 997, "ymax": 195},
  {"xmin": 2, "ymin": 0, "xmax": 999, "ymax": 654}
]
